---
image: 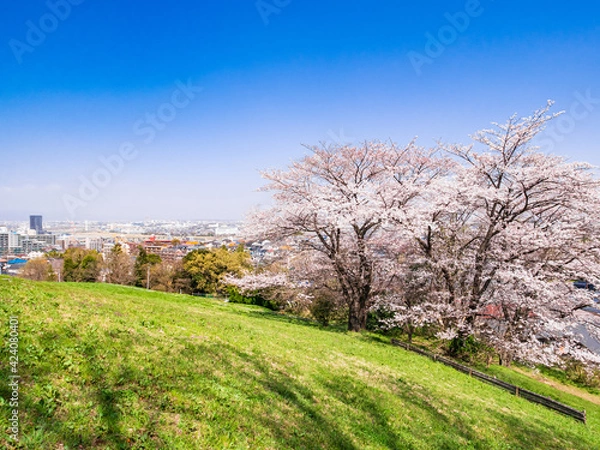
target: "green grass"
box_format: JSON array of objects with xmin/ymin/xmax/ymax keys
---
[{"xmin": 1, "ymin": 276, "xmax": 599, "ymax": 449}]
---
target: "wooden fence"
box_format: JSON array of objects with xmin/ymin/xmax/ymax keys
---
[{"xmin": 390, "ymin": 339, "xmax": 586, "ymax": 424}]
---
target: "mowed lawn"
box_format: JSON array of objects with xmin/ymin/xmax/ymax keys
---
[{"xmin": 1, "ymin": 276, "xmax": 599, "ymax": 449}]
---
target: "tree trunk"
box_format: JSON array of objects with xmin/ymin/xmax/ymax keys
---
[
  {"xmin": 347, "ymin": 299, "xmax": 368, "ymax": 332},
  {"xmin": 498, "ymin": 351, "xmax": 512, "ymax": 367},
  {"xmin": 348, "ymin": 305, "xmax": 361, "ymax": 332}
]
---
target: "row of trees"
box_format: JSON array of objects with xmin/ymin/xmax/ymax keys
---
[
  {"xmin": 229, "ymin": 103, "xmax": 600, "ymax": 369},
  {"xmin": 20, "ymin": 244, "xmax": 252, "ymax": 295}
]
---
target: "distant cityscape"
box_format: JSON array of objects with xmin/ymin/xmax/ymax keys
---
[{"xmin": 0, "ymin": 214, "xmax": 274, "ymax": 275}]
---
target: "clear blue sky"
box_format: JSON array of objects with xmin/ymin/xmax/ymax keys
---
[{"xmin": 1, "ymin": 0, "xmax": 599, "ymax": 221}]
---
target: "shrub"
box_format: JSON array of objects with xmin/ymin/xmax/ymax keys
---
[
  {"xmin": 225, "ymin": 286, "xmax": 279, "ymax": 311},
  {"xmin": 309, "ymin": 296, "xmax": 337, "ymax": 326},
  {"xmin": 448, "ymin": 335, "xmax": 494, "ymax": 365},
  {"xmin": 366, "ymin": 304, "xmax": 398, "ymax": 333}
]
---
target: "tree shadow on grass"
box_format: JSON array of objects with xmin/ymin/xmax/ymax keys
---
[
  {"xmin": 486, "ymin": 408, "xmax": 593, "ymax": 450},
  {"xmin": 390, "ymin": 373, "xmax": 596, "ymax": 450},
  {"xmin": 173, "ymin": 341, "xmax": 432, "ymax": 449},
  {"xmin": 242, "ymin": 309, "xmax": 350, "ymax": 334},
  {"xmin": 75, "ymin": 336, "xmax": 165, "ymax": 448},
  {"xmin": 45, "ymin": 337, "xmax": 133, "ymax": 449},
  {"xmin": 177, "ymin": 342, "xmax": 363, "ymax": 449},
  {"xmin": 6, "ymin": 318, "xmax": 597, "ymax": 449},
  {"xmin": 1, "ymin": 327, "xmax": 165, "ymax": 449},
  {"xmin": 181, "ymin": 340, "xmax": 597, "ymax": 450}
]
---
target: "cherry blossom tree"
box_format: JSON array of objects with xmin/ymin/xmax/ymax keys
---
[
  {"xmin": 224, "ymin": 268, "xmax": 314, "ymax": 312},
  {"xmin": 245, "ymin": 142, "xmax": 443, "ymax": 331},
  {"xmin": 407, "ymin": 102, "xmax": 600, "ymax": 366},
  {"xmin": 224, "ymin": 272, "xmax": 291, "ymax": 294},
  {"xmin": 242, "ymin": 103, "xmax": 600, "ymax": 368}
]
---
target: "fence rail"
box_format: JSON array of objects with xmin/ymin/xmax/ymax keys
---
[{"xmin": 390, "ymin": 339, "xmax": 586, "ymax": 423}]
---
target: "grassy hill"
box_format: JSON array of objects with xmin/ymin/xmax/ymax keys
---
[{"xmin": 1, "ymin": 276, "xmax": 599, "ymax": 449}]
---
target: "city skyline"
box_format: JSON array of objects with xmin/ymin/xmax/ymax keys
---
[{"xmin": 1, "ymin": 1, "xmax": 599, "ymax": 221}]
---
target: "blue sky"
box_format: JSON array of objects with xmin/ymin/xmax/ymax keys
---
[{"xmin": 0, "ymin": 0, "xmax": 599, "ymax": 221}]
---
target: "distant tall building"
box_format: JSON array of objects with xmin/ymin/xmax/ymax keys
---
[{"xmin": 30, "ymin": 215, "xmax": 43, "ymax": 234}]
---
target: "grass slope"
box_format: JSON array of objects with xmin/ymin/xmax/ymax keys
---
[{"xmin": 1, "ymin": 276, "xmax": 599, "ymax": 449}]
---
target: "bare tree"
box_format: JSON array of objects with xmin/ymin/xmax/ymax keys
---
[
  {"xmin": 20, "ymin": 258, "xmax": 55, "ymax": 282},
  {"xmin": 104, "ymin": 244, "xmax": 135, "ymax": 285}
]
